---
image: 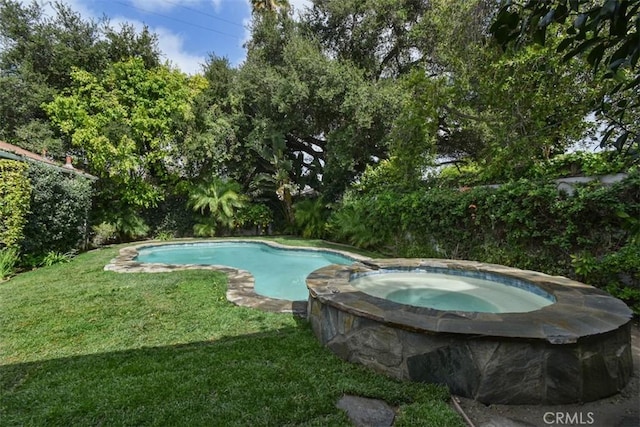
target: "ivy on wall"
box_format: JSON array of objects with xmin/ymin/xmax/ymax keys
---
[{"xmin": 0, "ymin": 160, "xmax": 32, "ymax": 248}]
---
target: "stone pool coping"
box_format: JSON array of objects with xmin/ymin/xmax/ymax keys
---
[
  {"xmin": 104, "ymin": 239, "xmax": 371, "ymax": 315},
  {"xmin": 307, "ymin": 258, "xmax": 634, "ymax": 344}
]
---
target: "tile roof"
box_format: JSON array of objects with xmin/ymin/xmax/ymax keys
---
[
  {"xmin": 0, "ymin": 141, "xmax": 58, "ymax": 165},
  {"xmin": 0, "ymin": 140, "xmax": 96, "ymax": 179}
]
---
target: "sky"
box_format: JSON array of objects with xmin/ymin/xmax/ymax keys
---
[{"xmin": 30, "ymin": 0, "xmax": 312, "ymax": 75}]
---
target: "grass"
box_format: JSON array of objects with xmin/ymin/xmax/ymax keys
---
[{"xmin": 0, "ymin": 239, "xmax": 463, "ymax": 426}]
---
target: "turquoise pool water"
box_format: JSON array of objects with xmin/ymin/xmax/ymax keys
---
[
  {"xmin": 136, "ymin": 242, "xmax": 354, "ymax": 301},
  {"xmin": 350, "ymin": 271, "xmax": 554, "ymax": 313}
]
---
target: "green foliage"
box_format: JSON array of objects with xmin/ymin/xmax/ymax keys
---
[
  {"xmin": 91, "ymin": 222, "xmax": 117, "ymax": 247},
  {"xmin": 142, "ymin": 195, "xmax": 196, "ymax": 239},
  {"xmin": 251, "ymin": 0, "xmax": 290, "ymax": 14},
  {"xmin": 188, "ymin": 177, "xmax": 247, "ymax": 236},
  {"xmin": 293, "ymin": 198, "xmax": 329, "ymax": 239},
  {"xmin": 113, "ymin": 211, "xmax": 150, "ymax": 241},
  {"xmin": 388, "ymin": 72, "xmax": 443, "ymax": 183},
  {"xmin": 238, "ymin": 15, "xmax": 403, "ymax": 202},
  {"xmin": 45, "ymin": 58, "xmax": 208, "ymax": 220},
  {"xmin": 12, "ymin": 120, "xmax": 65, "ymax": 159},
  {"xmin": 153, "ymin": 231, "xmax": 175, "ymax": 241},
  {"xmin": 40, "ymin": 251, "xmax": 75, "ymax": 267},
  {"xmin": 573, "ymin": 241, "xmax": 640, "ymax": 314},
  {"xmin": 330, "ymin": 171, "xmax": 640, "ymax": 313},
  {"xmin": 20, "ymin": 163, "xmax": 93, "ymax": 260},
  {"xmin": 0, "ymin": 160, "xmax": 31, "ymax": 248},
  {"xmin": 0, "ymin": 246, "xmax": 19, "ymax": 280},
  {"xmin": 492, "ymin": 0, "xmax": 640, "ymax": 77},
  {"xmin": 0, "ymin": 0, "xmax": 162, "ymax": 144},
  {"xmin": 304, "ymin": 0, "xmax": 434, "ymax": 80},
  {"xmin": 616, "ymin": 208, "xmax": 640, "ymax": 244},
  {"xmin": 531, "ymin": 151, "xmax": 629, "ymax": 178},
  {"xmin": 192, "ymin": 220, "xmax": 217, "ymax": 238},
  {"xmin": 439, "ymin": 152, "xmax": 632, "ymax": 187},
  {"xmin": 491, "ymin": 0, "xmax": 639, "ymax": 161},
  {"xmin": 464, "ymin": 40, "xmax": 597, "ymax": 181},
  {"xmin": 326, "ymin": 195, "xmax": 389, "ymax": 250},
  {"xmin": 237, "ymin": 203, "xmax": 273, "ymax": 233},
  {"xmin": 436, "ymin": 162, "xmax": 485, "ymax": 187}
]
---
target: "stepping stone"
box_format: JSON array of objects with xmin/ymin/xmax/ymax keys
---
[
  {"xmin": 479, "ymin": 416, "xmax": 536, "ymax": 427},
  {"xmin": 336, "ymin": 394, "xmax": 395, "ymax": 427}
]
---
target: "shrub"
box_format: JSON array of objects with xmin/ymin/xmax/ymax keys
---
[
  {"xmin": 21, "ymin": 163, "xmax": 93, "ymax": 261},
  {"xmin": 0, "ymin": 160, "xmax": 31, "ymax": 248},
  {"xmin": 237, "ymin": 203, "xmax": 273, "ymax": 234},
  {"xmin": 573, "ymin": 242, "xmax": 640, "ymax": 314},
  {"xmin": 326, "ymin": 194, "xmax": 390, "ymax": 250},
  {"xmin": 143, "ymin": 195, "xmax": 195, "ymax": 238},
  {"xmin": 530, "ymin": 151, "xmax": 628, "ymax": 178},
  {"xmin": 293, "ymin": 198, "xmax": 329, "ymax": 239},
  {"xmin": 154, "ymin": 231, "xmax": 175, "ymax": 241},
  {"xmin": 113, "ymin": 211, "xmax": 150, "ymax": 240},
  {"xmin": 0, "ymin": 246, "xmax": 19, "ymax": 280},
  {"xmin": 91, "ymin": 222, "xmax": 118, "ymax": 247},
  {"xmin": 188, "ymin": 177, "xmax": 246, "ymax": 236},
  {"xmin": 40, "ymin": 251, "xmax": 75, "ymax": 266}
]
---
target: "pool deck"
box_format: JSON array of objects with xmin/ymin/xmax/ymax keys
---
[{"xmin": 104, "ymin": 239, "xmax": 369, "ymax": 315}]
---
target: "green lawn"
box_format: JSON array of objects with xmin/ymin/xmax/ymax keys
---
[{"xmin": 0, "ymin": 240, "xmax": 463, "ymax": 426}]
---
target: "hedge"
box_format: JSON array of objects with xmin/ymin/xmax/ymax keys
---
[
  {"xmin": 329, "ymin": 170, "xmax": 640, "ymax": 313},
  {"xmin": 21, "ymin": 163, "xmax": 93, "ymax": 261}
]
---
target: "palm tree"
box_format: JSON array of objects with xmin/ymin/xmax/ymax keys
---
[{"xmin": 188, "ymin": 178, "xmax": 246, "ymax": 236}]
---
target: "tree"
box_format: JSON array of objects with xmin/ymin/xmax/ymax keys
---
[
  {"xmin": 0, "ymin": 0, "xmax": 102, "ymax": 146},
  {"xmin": 239, "ymin": 13, "xmax": 404, "ymax": 201},
  {"xmin": 0, "ymin": 0, "xmax": 162, "ymax": 155},
  {"xmin": 102, "ymin": 22, "xmax": 161, "ymax": 69},
  {"xmin": 45, "ymin": 59, "xmax": 207, "ymax": 235},
  {"xmin": 0, "ymin": 0, "xmax": 107, "ymax": 89},
  {"xmin": 449, "ymin": 38, "xmax": 598, "ymax": 179},
  {"xmin": 491, "ymin": 0, "xmax": 639, "ymax": 162},
  {"xmin": 172, "ymin": 55, "xmax": 245, "ymax": 181},
  {"xmin": 251, "ymin": 0, "xmax": 290, "ymax": 14},
  {"xmin": 302, "ymin": 0, "xmax": 433, "ymax": 80},
  {"xmin": 382, "ymin": 0, "xmax": 600, "ymax": 180}
]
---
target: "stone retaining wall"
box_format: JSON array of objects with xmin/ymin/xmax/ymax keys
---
[{"xmin": 307, "ymin": 259, "xmax": 634, "ymax": 404}]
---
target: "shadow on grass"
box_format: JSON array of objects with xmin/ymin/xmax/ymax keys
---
[{"xmin": 0, "ymin": 320, "xmax": 456, "ymax": 427}]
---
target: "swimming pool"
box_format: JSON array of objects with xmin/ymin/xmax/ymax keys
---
[{"xmin": 135, "ymin": 241, "xmax": 355, "ymax": 301}]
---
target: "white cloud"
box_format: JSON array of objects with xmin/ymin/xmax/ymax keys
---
[
  {"xmin": 154, "ymin": 27, "xmax": 206, "ymax": 74},
  {"xmin": 109, "ymin": 17, "xmax": 205, "ymax": 74}
]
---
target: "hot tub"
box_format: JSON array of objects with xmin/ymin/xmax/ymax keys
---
[{"xmin": 306, "ymin": 259, "xmax": 634, "ymax": 404}]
